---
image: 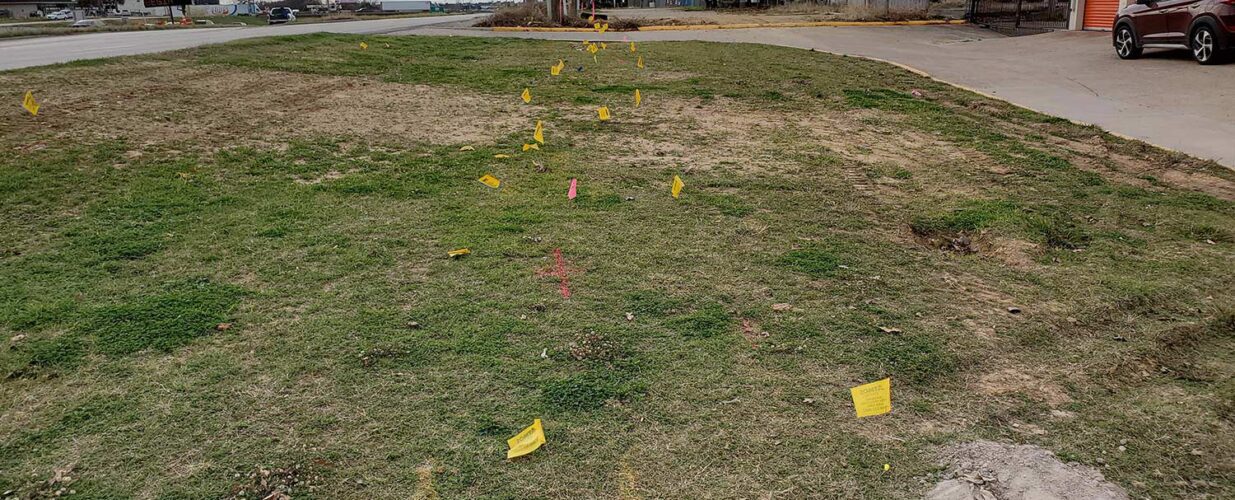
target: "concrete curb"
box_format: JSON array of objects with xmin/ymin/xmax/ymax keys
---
[{"xmin": 491, "ymin": 19, "xmax": 966, "ymax": 33}]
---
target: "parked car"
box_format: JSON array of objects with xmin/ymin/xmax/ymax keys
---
[
  {"xmin": 69, "ymin": 19, "xmax": 103, "ymax": 28},
  {"xmin": 267, "ymin": 7, "xmax": 295, "ymax": 24},
  {"xmin": 46, "ymin": 9, "xmax": 73, "ymax": 20},
  {"xmin": 1113, "ymin": 0, "xmax": 1235, "ymax": 64}
]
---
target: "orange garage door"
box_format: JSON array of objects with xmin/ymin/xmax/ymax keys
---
[{"xmin": 1083, "ymin": 0, "xmax": 1121, "ymax": 30}]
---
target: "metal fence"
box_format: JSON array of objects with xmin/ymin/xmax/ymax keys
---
[{"xmin": 968, "ymin": 0, "xmax": 1071, "ymax": 35}]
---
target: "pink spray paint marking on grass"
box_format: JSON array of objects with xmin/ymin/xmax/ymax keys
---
[
  {"xmin": 568, "ymin": 178, "xmax": 577, "ymax": 200},
  {"xmin": 553, "ymin": 248, "xmax": 571, "ymax": 299}
]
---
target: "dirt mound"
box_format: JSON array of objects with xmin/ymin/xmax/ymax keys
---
[{"xmin": 927, "ymin": 441, "xmax": 1128, "ymax": 500}]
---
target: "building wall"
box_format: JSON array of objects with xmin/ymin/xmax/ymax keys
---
[{"xmin": 0, "ymin": 2, "xmax": 72, "ymax": 18}]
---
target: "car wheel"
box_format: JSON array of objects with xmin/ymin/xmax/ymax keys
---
[
  {"xmin": 1115, "ymin": 25, "xmax": 1142, "ymax": 60},
  {"xmin": 1191, "ymin": 25, "xmax": 1224, "ymax": 65}
]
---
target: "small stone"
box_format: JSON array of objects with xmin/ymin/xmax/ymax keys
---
[
  {"xmin": 1113, "ymin": 335, "xmax": 1127, "ymax": 342},
  {"xmin": 1117, "ymin": 446, "xmax": 1126, "ymax": 452},
  {"xmin": 803, "ymin": 398, "xmax": 814, "ymax": 404},
  {"xmin": 215, "ymin": 323, "xmax": 232, "ymax": 331},
  {"xmin": 772, "ymin": 303, "xmax": 792, "ymax": 312},
  {"xmin": 878, "ymin": 326, "xmax": 903, "ymax": 334},
  {"xmin": 1006, "ymin": 307, "xmax": 1021, "ymax": 314},
  {"xmin": 9, "ymin": 334, "xmax": 25, "ymax": 342},
  {"xmin": 1119, "ymin": 439, "xmax": 1128, "ymax": 445},
  {"xmin": 407, "ymin": 321, "xmax": 422, "ymax": 329},
  {"xmin": 531, "ymin": 303, "xmax": 546, "ymax": 312},
  {"xmin": 625, "ymin": 312, "xmax": 634, "ymax": 321},
  {"xmin": 1095, "ymin": 457, "xmax": 1105, "ymax": 465},
  {"xmin": 1190, "ymin": 449, "xmax": 1204, "ymax": 456}
]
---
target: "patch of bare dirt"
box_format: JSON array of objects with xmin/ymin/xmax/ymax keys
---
[
  {"xmin": 0, "ymin": 61, "xmax": 531, "ymax": 149},
  {"xmin": 981, "ymin": 237, "xmax": 1039, "ymax": 267},
  {"xmin": 927, "ymin": 441, "xmax": 1129, "ymax": 500},
  {"xmin": 973, "ymin": 368, "xmax": 1071, "ymax": 407}
]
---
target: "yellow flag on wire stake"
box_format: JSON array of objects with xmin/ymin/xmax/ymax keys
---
[
  {"xmin": 522, "ymin": 143, "xmax": 539, "ymax": 152},
  {"xmin": 630, "ymin": 41, "xmax": 636, "ymax": 53},
  {"xmin": 21, "ymin": 91, "xmax": 39, "ymax": 116},
  {"xmin": 448, "ymin": 248, "xmax": 471, "ymax": 258},
  {"xmin": 599, "ymin": 23, "xmax": 608, "ymax": 34},
  {"xmin": 597, "ymin": 106, "xmax": 611, "ymax": 121},
  {"xmin": 521, "ymin": 88, "xmax": 531, "ymax": 104},
  {"xmin": 671, "ymin": 175, "xmax": 684, "ymax": 198},
  {"xmin": 634, "ymin": 89, "xmax": 642, "ymax": 108},
  {"xmin": 478, "ymin": 174, "xmax": 501, "ymax": 189},
  {"xmin": 551, "ymin": 60, "xmax": 564, "ymax": 76},
  {"xmin": 359, "ymin": 42, "xmax": 368, "ymax": 50},
  {"xmin": 507, "ymin": 419, "xmax": 546, "ymax": 459},
  {"xmin": 533, "ymin": 120, "xmax": 544, "ymax": 144},
  {"xmin": 636, "ymin": 55, "xmax": 644, "ymax": 69},
  {"xmin": 850, "ymin": 378, "xmax": 892, "ymax": 418}
]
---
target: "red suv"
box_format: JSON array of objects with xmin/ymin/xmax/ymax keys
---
[{"xmin": 1113, "ymin": 0, "xmax": 1235, "ymax": 64}]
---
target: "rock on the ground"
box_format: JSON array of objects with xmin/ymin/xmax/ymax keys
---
[{"xmin": 927, "ymin": 441, "xmax": 1129, "ymax": 500}]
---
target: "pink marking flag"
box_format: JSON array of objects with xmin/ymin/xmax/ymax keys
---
[{"xmin": 567, "ymin": 178, "xmax": 578, "ymax": 200}]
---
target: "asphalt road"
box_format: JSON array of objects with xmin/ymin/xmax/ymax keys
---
[
  {"xmin": 397, "ymin": 24, "xmax": 1235, "ymax": 168},
  {"xmin": 0, "ymin": 13, "xmax": 483, "ymax": 71}
]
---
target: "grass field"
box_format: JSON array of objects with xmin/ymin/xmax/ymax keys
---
[{"xmin": 1, "ymin": 34, "xmax": 1233, "ymax": 498}]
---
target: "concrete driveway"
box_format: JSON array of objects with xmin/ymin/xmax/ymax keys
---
[{"xmin": 398, "ymin": 23, "xmax": 1235, "ymax": 167}]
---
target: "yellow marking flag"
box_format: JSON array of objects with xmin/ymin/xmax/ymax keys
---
[
  {"xmin": 506, "ymin": 419, "xmax": 546, "ymax": 459},
  {"xmin": 521, "ymin": 87, "xmax": 531, "ymax": 104},
  {"xmin": 494, "ymin": 154, "xmax": 511, "ymax": 159},
  {"xmin": 478, "ymin": 174, "xmax": 501, "ymax": 189},
  {"xmin": 850, "ymin": 378, "xmax": 891, "ymax": 418},
  {"xmin": 533, "ymin": 120, "xmax": 544, "ymax": 144},
  {"xmin": 600, "ymin": 42, "xmax": 607, "ymax": 50},
  {"xmin": 551, "ymin": 60, "xmax": 564, "ymax": 76},
  {"xmin": 634, "ymin": 89, "xmax": 642, "ymax": 108},
  {"xmin": 459, "ymin": 146, "xmax": 475, "ymax": 151},
  {"xmin": 448, "ymin": 248, "xmax": 471, "ymax": 258},
  {"xmin": 594, "ymin": 22, "xmax": 601, "ymax": 30},
  {"xmin": 630, "ymin": 41, "xmax": 636, "ymax": 52},
  {"xmin": 597, "ymin": 106, "xmax": 611, "ymax": 121},
  {"xmin": 671, "ymin": 175, "xmax": 684, "ymax": 199},
  {"xmin": 587, "ymin": 43, "xmax": 599, "ymax": 55},
  {"xmin": 359, "ymin": 42, "xmax": 368, "ymax": 50},
  {"xmin": 599, "ymin": 23, "xmax": 608, "ymax": 34},
  {"xmin": 522, "ymin": 143, "xmax": 539, "ymax": 152},
  {"xmin": 636, "ymin": 55, "xmax": 644, "ymax": 69},
  {"xmin": 21, "ymin": 90, "xmax": 39, "ymax": 116}
]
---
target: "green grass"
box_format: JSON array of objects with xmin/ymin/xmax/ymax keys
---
[{"xmin": 0, "ymin": 34, "xmax": 1233, "ymax": 499}]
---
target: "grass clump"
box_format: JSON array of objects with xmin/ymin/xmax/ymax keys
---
[
  {"xmin": 777, "ymin": 247, "xmax": 841, "ymax": 278},
  {"xmin": 909, "ymin": 200, "xmax": 1019, "ymax": 236},
  {"xmin": 666, "ymin": 303, "xmax": 732, "ymax": 338},
  {"xmin": 541, "ymin": 370, "xmax": 642, "ymax": 411},
  {"xmin": 861, "ymin": 334, "xmax": 955, "ymax": 385}
]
